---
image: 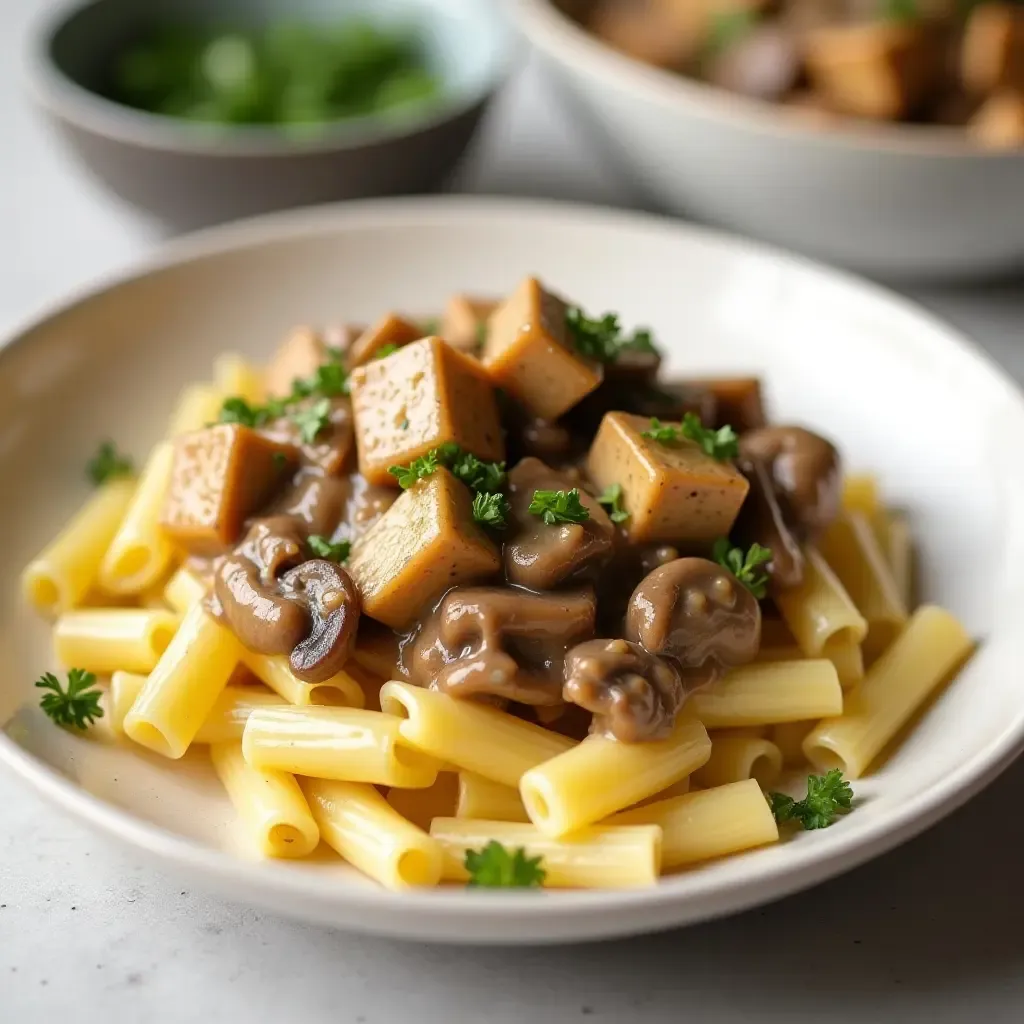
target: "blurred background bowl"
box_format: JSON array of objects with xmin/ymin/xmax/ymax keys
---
[
  {"xmin": 515, "ymin": 0, "xmax": 1024, "ymax": 282},
  {"xmin": 28, "ymin": 0, "xmax": 511, "ymax": 231}
]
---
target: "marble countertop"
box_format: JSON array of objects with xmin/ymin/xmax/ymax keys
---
[{"xmin": 4, "ymin": 2, "xmax": 1024, "ymax": 1021}]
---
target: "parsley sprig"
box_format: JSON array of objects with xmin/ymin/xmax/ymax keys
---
[
  {"xmin": 292, "ymin": 397, "xmax": 332, "ymax": 444},
  {"xmin": 472, "ymin": 491, "xmax": 511, "ymax": 530},
  {"xmin": 529, "ymin": 488, "xmax": 590, "ymax": 526},
  {"xmin": 373, "ymin": 343, "xmax": 401, "ymax": 360},
  {"xmin": 712, "ymin": 539, "xmax": 773, "ymax": 599},
  {"xmin": 388, "ymin": 444, "xmax": 506, "ymax": 495},
  {"xmin": 36, "ymin": 669, "xmax": 104, "ymax": 730},
  {"xmin": 86, "ymin": 441, "xmax": 134, "ymax": 486},
  {"xmin": 565, "ymin": 307, "xmax": 657, "ymax": 364},
  {"xmin": 465, "ymin": 841, "xmax": 546, "ymax": 888},
  {"xmin": 769, "ymin": 770, "xmax": 853, "ymax": 831},
  {"xmin": 308, "ymin": 535, "xmax": 351, "ymax": 563},
  {"xmin": 706, "ymin": 8, "xmax": 759, "ymax": 57},
  {"xmin": 596, "ymin": 483, "xmax": 629, "ymax": 524},
  {"xmin": 641, "ymin": 413, "xmax": 739, "ymax": 461}
]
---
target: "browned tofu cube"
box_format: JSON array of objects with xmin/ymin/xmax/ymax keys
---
[
  {"xmin": 348, "ymin": 314, "xmax": 425, "ymax": 368},
  {"xmin": 440, "ymin": 295, "xmax": 497, "ymax": 353},
  {"xmin": 970, "ymin": 89, "xmax": 1024, "ymax": 147},
  {"xmin": 963, "ymin": 4, "xmax": 1024, "ymax": 94},
  {"xmin": 586, "ymin": 412, "xmax": 749, "ymax": 545},
  {"xmin": 264, "ymin": 327, "xmax": 327, "ymax": 400},
  {"xmin": 161, "ymin": 425, "xmax": 298, "ymax": 555},
  {"xmin": 483, "ymin": 277, "xmax": 603, "ymax": 420},
  {"xmin": 804, "ymin": 22, "xmax": 942, "ymax": 120},
  {"xmin": 684, "ymin": 377, "xmax": 767, "ymax": 434},
  {"xmin": 348, "ymin": 469, "xmax": 501, "ymax": 628},
  {"xmin": 350, "ymin": 337, "xmax": 505, "ymax": 487}
]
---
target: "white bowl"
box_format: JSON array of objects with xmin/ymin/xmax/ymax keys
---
[
  {"xmin": 2, "ymin": 196, "xmax": 1023, "ymax": 944},
  {"xmin": 514, "ymin": 0, "xmax": 1024, "ymax": 281}
]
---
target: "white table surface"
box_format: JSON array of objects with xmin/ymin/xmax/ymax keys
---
[{"xmin": 5, "ymin": 3, "xmax": 1024, "ymax": 1021}]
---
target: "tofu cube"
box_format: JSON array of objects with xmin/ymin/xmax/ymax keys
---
[
  {"xmin": 161, "ymin": 424, "xmax": 298, "ymax": 555},
  {"xmin": 441, "ymin": 294, "xmax": 497, "ymax": 353},
  {"xmin": 264, "ymin": 327, "xmax": 327, "ymax": 400},
  {"xmin": 483, "ymin": 277, "xmax": 603, "ymax": 420},
  {"xmin": 962, "ymin": 4, "xmax": 1024, "ymax": 95},
  {"xmin": 970, "ymin": 90, "xmax": 1024, "ymax": 147},
  {"xmin": 348, "ymin": 314, "xmax": 425, "ymax": 368},
  {"xmin": 350, "ymin": 337, "xmax": 504, "ymax": 487},
  {"xmin": 348, "ymin": 468, "xmax": 501, "ymax": 628},
  {"xmin": 586, "ymin": 412, "xmax": 750, "ymax": 545},
  {"xmin": 685, "ymin": 377, "xmax": 767, "ymax": 434}
]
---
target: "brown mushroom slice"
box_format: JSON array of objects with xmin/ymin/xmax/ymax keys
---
[
  {"xmin": 681, "ymin": 377, "xmax": 767, "ymax": 434},
  {"xmin": 278, "ymin": 560, "xmax": 361, "ymax": 684},
  {"xmin": 260, "ymin": 396, "xmax": 356, "ymax": 477},
  {"xmin": 270, "ymin": 473, "xmax": 352, "ymax": 537},
  {"xmin": 734, "ymin": 457, "xmax": 805, "ymax": 589},
  {"xmin": 563, "ymin": 638, "xmax": 684, "ymax": 743},
  {"xmin": 625, "ymin": 557, "xmax": 761, "ymax": 690}
]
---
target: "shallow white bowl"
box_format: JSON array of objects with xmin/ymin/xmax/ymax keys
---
[
  {"xmin": 514, "ymin": 0, "xmax": 1024, "ymax": 281},
  {"xmin": 2, "ymin": 196, "xmax": 1023, "ymax": 944}
]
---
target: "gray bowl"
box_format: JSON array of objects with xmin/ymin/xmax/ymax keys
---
[{"xmin": 27, "ymin": 0, "xmax": 511, "ymax": 230}]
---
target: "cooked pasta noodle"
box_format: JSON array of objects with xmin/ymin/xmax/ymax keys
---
[
  {"xmin": 213, "ymin": 354, "xmax": 265, "ymax": 406},
  {"xmin": 163, "ymin": 566, "xmax": 207, "ymax": 613},
  {"xmin": 841, "ymin": 474, "xmax": 880, "ymax": 517},
  {"xmin": 167, "ymin": 383, "xmax": 224, "ymax": 437},
  {"xmin": 771, "ymin": 721, "xmax": 815, "ymax": 767},
  {"xmin": 692, "ymin": 733, "xmax": 783, "ymax": 789},
  {"xmin": 386, "ymin": 772, "xmax": 460, "ymax": 831},
  {"xmin": 457, "ymin": 772, "xmax": 530, "ymax": 823},
  {"xmin": 879, "ymin": 510, "xmax": 914, "ymax": 611},
  {"xmin": 757, "ymin": 641, "xmax": 864, "ymax": 690},
  {"xmin": 241, "ymin": 650, "xmax": 365, "ymax": 709},
  {"xmin": 54, "ymin": 608, "xmax": 179, "ymax": 674}
]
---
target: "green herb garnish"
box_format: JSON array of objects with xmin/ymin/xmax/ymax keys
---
[
  {"xmin": 641, "ymin": 414, "xmax": 738, "ymax": 461},
  {"xmin": 769, "ymin": 770, "xmax": 854, "ymax": 830},
  {"xmin": 292, "ymin": 397, "xmax": 332, "ymax": 444},
  {"xmin": 465, "ymin": 841, "xmax": 545, "ymax": 888},
  {"xmin": 86, "ymin": 441, "xmax": 134, "ymax": 486},
  {"xmin": 475, "ymin": 321, "xmax": 488, "ymax": 349},
  {"xmin": 879, "ymin": 0, "xmax": 918, "ymax": 21},
  {"xmin": 388, "ymin": 444, "xmax": 506, "ymax": 495},
  {"xmin": 564, "ymin": 307, "xmax": 658, "ymax": 364},
  {"xmin": 218, "ymin": 396, "xmax": 269, "ymax": 428},
  {"xmin": 308, "ymin": 535, "xmax": 351, "ymax": 563},
  {"xmin": 639, "ymin": 418, "xmax": 680, "ymax": 444},
  {"xmin": 711, "ymin": 539, "xmax": 773, "ymax": 599},
  {"xmin": 373, "ymin": 343, "xmax": 401, "ymax": 360},
  {"xmin": 528, "ymin": 488, "xmax": 590, "ymax": 526},
  {"xmin": 472, "ymin": 492, "xmax": 510, "ymax": 530},
  {"xmin": 596, "ymin": 483, "xmax": 629, "ymax": 524},
  {"xmin": 36, "ymin": 669, "xmax": 104, "ymax": 730},
  {"xmin": 706, "ymin": 9, "xmax": 759, "ymax": 57},
  {"xmin": 388, "ymin": 449, "xmax": 445, "ymax": 489},
  {"xmin": 420, "ymin": 318, "xmax": 439, "ymax": 335}
]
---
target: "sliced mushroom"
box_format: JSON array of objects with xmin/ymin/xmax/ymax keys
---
[
  {"xmin": 734, "ymin": 456, "xmax": 805, "ymax": 588},
  {"xmin": 563, "ymin": 638, "xmax": 684, "ymax": 743}
]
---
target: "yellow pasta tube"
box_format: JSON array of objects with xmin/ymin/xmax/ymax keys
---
[
  {"xmin": 803, "ymin": 605, "xmax": 973, "ymax": 779},
  {"xmin": 214, "ymin": 353, "xmax": 265, "ymax": 406},
  {"xmin": 242, "ymin": 706, "xmax": 442, "ymax": 787},
  {"xmin": 519, "ymin": 715, "xmax": 711, "ymax": 838},
  {"xmin": 611, "ymin": 780, "xmax": 779, "ymax": 868},
  {"xmin": 774, "ymin": 546, "xmax": 868, "ymax": 656},
  {"xmin": 379, "ymin": 681, "xmax": 573, "ymax": 788},
  {"xmin": 842, "ymin": 474, "xmax": 880, "ymax": 517},
  {"xmin": 430, "ymin": 819, "xmax": 662, "ymax": 889},
  {"xmin": 241, "ymin": 650, "xmax": 365, "ymax": 709},
  {"xmin": 457, "ymin": 773, "xmax": 530, "ymax": 823},
  {"xmin": 22, "ymin": 478, "xmax": 136, "ymax": 617},
  {"xmin": 689, "ymin": 660, "xmax": 843, "ymax": 728},
  {"xmin": 771, "ymin": 721, "xmax": 815, "ymax": 766},
  {"xmin": 303, "ymin": 779, "xmax": 443, "ymax": 890},
  {"xmin": 693, "ymin": 734, "xmax": 783, "ymax": 789},
  {"xmin": 633, "ymin": 775, "xmax": 692, "ymax": 808},
  {"xmin": 163, "ymin": 566, "xmax": 207, "ymax": 613},
  {"xmin": 109, "ymin": 671, "xmax": 147, "ymax": 735},
  {"xmin": 98, "ymin": 442, "xmax": 176, "ymax": 595},
  {"xmin": 167, "ymin": 383, "xmax": 223, "ymax": 437},
  {"xmin": 124, "ymin": 603, "xmax": 242, "ymax": 758},
  {"xmin": 211, "ymin": 741, "xmax": 319, "ymax": 859},
  {"xmin": 757, "ymin": 641, "xmax": 864, "ymax": 690},
  {"xmin": 386, "ymin": 772, "xmax": 459, "ymax": 831},
  {"xmin": 880, "ymin": 510, "xmax": 914, "ymax": 611},
  {"xmin": 54, "ymin": 608, "xmax": 180, "ymax": 674}
]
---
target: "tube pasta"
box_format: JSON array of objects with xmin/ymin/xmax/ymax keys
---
[
  {"xmin": 54, "ymin": 608, "xmax": 180, "ymax": 674},
  {"xmin": 771, "ymin": 721, "xmax": 815, "ymax": 766},
  {"xmin": 757, "ymin": 641, "xmax": 864, "ymax": 690},
  {"xmin": 842, "ymin": 474, "xmax": 880, "ymax": 517},
  {"xmin": 163, "ymin": 567, "xmax": 206, "ymax": 613},
  {"xmin": 693, "ymin": 734, "xmax": 783, "ymax": 789},
  {"xmin": 519, "ymin": 715, "xmax": 711, "ymax": 838},
  {"xmin": 303, "ymin": 779, "xmax": 443, "ymax": 890},
  {"xmin": 241, "ymin": 651, "xmax": 365, "ymax": 709},
  {"xmin": 379, "ymin": 681, "xmax": 573, "ymax": 788},
  {"xmin": 689, "ymin": 660, "xmax": 842, "ymax": 728},
  {"xmin": 242, "ymin": 706, "xmax": 442, "ymax": 788},
  {"xmin": 430, "ymin": 819, "xmax": 662, "ymax": 889},
  {"xmin": 457, "ymin": 773, "xmax": 530, "ymax": 823},
  {"xmin": 214, "ymin": 353, "xmax": 265, "ymax": 406},
  {"xmin": 803, "ymin": 605, "xmax": 973, "ymax": 779},
  {"xmin": 611, "ymin": 780, "xmax": 779, "ymax": 868},
  {"xmin": 98, "ymin": 442, "xmax": 176, "ymax": 595},
  {"xmin": 386, "ymin": 772, "xmax": 460, "ymax": 831},
  {"xmin": 22, "ymin": 479, "xmax": 136, "ymax": 617},
  {"xmin": 167, "ymin": 383, "xmax": 225, "ymax": 437},
  {"xmin": 774, "ymin": 546, "xmax": 868, "ymax": 656},
  {"xmin": 879, "ymin": 510, "xmax": 914, "ymax": 611},
  {"xmin": 124, "ymin": 603, "xmax": 243, "ymax": 758},
  {"xmin": 211, "ymin": 741, "xmax": 319, "ymax": 859}
]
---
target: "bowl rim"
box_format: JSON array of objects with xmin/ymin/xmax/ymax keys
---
[
  {"xmin": 23, "ymin": 0, "xmax": 516, "ymax": 157},
  {"xmin": 2, "ymin": 194, "xmax": 1024, "ymax": 942},
  {"xmin": 514, "ymin": 0, "xmax": 1024, "ymax": 160}
]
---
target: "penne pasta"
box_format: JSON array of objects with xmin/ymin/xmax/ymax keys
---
[
  {"xmin": 213, "ymin": 354, "xmax": 266, "ymax": 406},
  {"xmin": 757, "ymin": 641, "xmax": 864, "ymax": 690},
  {"xmin": 771, "ymin": 720, "xmax": 815, "ymax": 767},
  {"xmin": 457, "ymin": 772, "xmax": 530, "ymax": 823},
  {"xmin": 241, "ymin": 650, "xmax": 365, "ymax": 709},
  {"xmin": 611, "ymin": 780, "xmax": 779, "ymax": 868},
  {"xmin": 803, "ymin": 605, "xmax": 973, "ymax": 779},
  {"xmin": 22, "ymin": 478, "xmax": 136, "ymax": 617},
  {"xmin": 519, "ymin": 715, "xmax": 711, "ymax": 838},
  {"xmin": 166, "ymin": 383, "xmax": 225, "ymax": 437},
  {"xmin": 124, "ymin": 603, "xmax": 243, "ymax": 758},
  {"xmin": 692, "ymin": 733, "xmax": 783, "ymax": 789},
  {"xmin": 303, "ymin": 779, "xmax": 443, "ymax": 890},
  {"xmin": 879, "ymin": 510, "xmax": 914, "ymax": 611},
  {"xmin": 163, "ymin": 566, "xmax": 206, "ymax": 613},
  {"xmin": 98, "ymin": 441, "xmax": 176, "ymax": 595},
  {"xmin": 386, "ymin": 771, "xmax": 460, "ymax": 831},
  {"xmin": 379, "ymin": 681, "xmax": 574, "ymax": 789},
  {"xmin": 211, "ymin": 741, "xmax": 319, "ymax": 859},
  {"xmin": 241, "ymin": 705, "xmax": 442, "ymax": 788},
  {"xmin": 841, "ymin": 474, "xmax": 880, "ymax": 517},
  {"xmin": 689, "ymin": 660, "xmax": 843, "ymax": 728},
  {"xmin": 430, "ymin": 818, "xmax": 662, "ymax": 889},
  {"xmin": 54, "ymin": 608, "xmax": 180, "ymax": 674}
]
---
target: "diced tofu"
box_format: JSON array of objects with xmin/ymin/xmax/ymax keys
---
[
  {"xmin": 441, "ymin": 294, "xmax": 497, "ymax": 353},
  {"xmin": 969, "ymin": 90, "xmax": 1024, "ymax": 147},
  {"xmin": 804, "ymin": 22, "xmax": 943, "ymax": 120},
  {"xmin": 264, "ymin": 327, "xmax": 327, "ymax": 400},
  {"xmin": 161, "ymin": 425, "xmax": 298, "ymax": 555},
  {"xmin": 348, "ymin": 314, "xmax": 425, "ymax": 368},
  {"xmin": 348, "ymin": 469, "xmax": 501, "ymax": 628},
  {"xmin": 586, "ymin": 412, "xmax": 750, "ymax": 545},
  {"xmin": 483, "ymin": 277, "xmax": 603, "ymax": 420},
  {"xmin": 350, "ymin": 337, "xmax": 505, "ymax": 487},
  {"xmin": 962, "ymin": 4, "xmax": 1024, "ymax": 95},
  {"xmin": 684, "ymin": 377, "xmax": 767, "ymax": 433}
]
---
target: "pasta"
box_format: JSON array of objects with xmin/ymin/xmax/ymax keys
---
[
  {"xmin": 241, "ymin": 651, "xmax": 365, "ymax": 709},
  {"xmin": 771, "ymin": 721, "xmax": 815, "ymax": 767},
  {"xmin": 386, "ymin": 771, "xmax": 460, "ymax": 831},
  {"xmin": 757, "ymin": 641, "xmax": 864, "ymax": 690},
  {"xmin": 163, "ymin": 566, "xmax": 206, "ymax": 613},
  {"xmin": 841, "ymin": 474, "xmax": 881, "ymax": 517},
  {"xmin": 167, "ymin": 383, "xmax": 225, "ymax": 437},
  {"xmin": 456, "ymin": 772, "xmax": 530, "ymax": 823},
  {"xmin": 878, "ymin": 510, "xmax": 914, "ymax": 611},
  {"xmin": 692, "ymin": 733, "xmax": 783, "ymax": 789},
  {"xmin": 54, "ymin": 608, "xmax": 179, "ymax": 674},
  {"xmin": 213, "ymin": 353, "xmax": 265, "ymax": 406}
]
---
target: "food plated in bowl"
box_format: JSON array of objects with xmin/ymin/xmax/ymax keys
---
[{"xmin": 2, "ymin": 197, "xmax": 1022, "ymax": 942}]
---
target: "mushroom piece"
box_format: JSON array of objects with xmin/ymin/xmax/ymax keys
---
[
  {"xmin": 734, "ymin": 456, "xmax": 805, "ymax": 589},
  {"xmin": 562, "ymin": 638, "xmax": 684, "ymax": 743},
  {"xmin": 625, "ymin": 558, "xmax": 762, "ymax": 690}
]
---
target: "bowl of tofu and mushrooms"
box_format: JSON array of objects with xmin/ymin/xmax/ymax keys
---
[{"xmin": 515, "ymin": 0, "xmax": 1024, "ymax": 279}]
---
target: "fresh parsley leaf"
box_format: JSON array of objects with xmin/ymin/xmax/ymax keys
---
[
  {"xmin": 640, "ymin": 417, "xmax": 681, "ymax": 444},
  {"xmin": 879, "ymin": 0, "xmax": 918, "ymax": 21},
  {"xmin": 449, "ymin": 450, "xmax": 507, "ymax": 494},
  {"xmin": 622, "ymin": 328, "xmax": 656, "ymax": 354},
  {"xmin": 308, "ymin": 535, "xmax": 351, "ymax": 563},
  {"xmin": 528, "ymin": 488, "xmax": 590, "ymax": 526},
  {"xmin": 465, "ymin": 841, "xmax": 545, "ymax": 888},
  {"xmin": 706, "ymin": 8, "xmax": 758, "ymax": 57},
  {"xmin": 36, "ymin": 669, "xmax": 104, "ymax": 730},
  {"xmin": 218, "ymin": 396, "xmax": 269, "ymax": 428},
  {"xmin": 596, "ymin": 483, "xmax": 629, "ymax": 524},
  {"xmin": 472, "ymin": 491, "xmax": 510, "ymax": 530},
  {"xmin": 292, "ymin": 397, "xmax": 332, "ymax": 444},
  {"xmin": 420, "ymin": 317, "xmax": 439, "ymax": 335},
  {"xmin": 680, "ymin": 412, "xmax": 739, "ymax": 460},
  {"xmin": 373, "ymin": 343, "xmax": 401, "ymax": 360},
  {"xmin": 564, "ymin": 307, "xmax": 657, "ymax": 364},
  {"xmin": 711, "ymin": 538, "xmax": 773, "ymax": 599},
  {"xmin": 769, "ymin": 770, "xmax": 853, "ymax": 830},
  {"xmin": 294, "ymin": 360, "xmax": 348, "ymax": 399},
  {"xmin": 475, "ymin": 321, "xmax": 488, "ymax": 349},
  {"xmin": 86, "ymin": 441, "xmax": 134, "ymax": 486},
  {"xmin": 389, "ymin": 449, "xmax": 444, "ymax": 489}
]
